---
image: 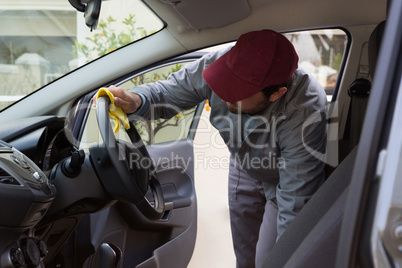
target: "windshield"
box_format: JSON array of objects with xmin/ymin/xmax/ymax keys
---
[{"xmin": 0, "ymin": 0, "xmax": 163, "ymax": 110}]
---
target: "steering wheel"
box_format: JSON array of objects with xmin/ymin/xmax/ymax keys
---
[{"xmin": 89, "ymin": 95, "xmax": 165, "ymax": 221}]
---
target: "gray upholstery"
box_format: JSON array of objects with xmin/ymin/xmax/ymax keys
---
[
  {"xmin": 347, "ymin": 21, "xmax": 385, "ymax": 151},
  {"xmin": 262, "ymin": 147, "xmax": 357, "ymax": 268},
  {"xmin": 368, "ymin": 21, "xmax": 386, "ymax": 79}
]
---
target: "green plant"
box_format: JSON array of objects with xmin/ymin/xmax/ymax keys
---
[
  {"xmin": 129, "ymin": 64, "xmax": 183, "ymax": 87},
  {"xmin": 332, "ymin": 52, "xmax": 343, "ymax": 71},
  {"xmin": 73, "ymin": 14, "xmax": 153, "ymax": 61}
]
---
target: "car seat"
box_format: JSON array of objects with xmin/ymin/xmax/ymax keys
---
[{"xmin": 262, "ymin": 21, "xmax": 386, "ymax": 268}]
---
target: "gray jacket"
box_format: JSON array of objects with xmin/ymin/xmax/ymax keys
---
[{"xmin": 131, "ymin": 48, "xmax": 327, "ymax": 237}]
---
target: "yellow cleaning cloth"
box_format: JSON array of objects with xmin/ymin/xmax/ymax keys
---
[{"xmin": 95, "ymin": 88, "xmax": 130, "ymax": 133}]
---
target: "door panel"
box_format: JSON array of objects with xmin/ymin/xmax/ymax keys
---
[{"xmin": 84, "ymin": 140, "xmax": 197, "ymax": 267}]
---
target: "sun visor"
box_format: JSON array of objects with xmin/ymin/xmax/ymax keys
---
[{"xmin": 159, "ymin": 0, "xmax": 250, "ymax": 30}]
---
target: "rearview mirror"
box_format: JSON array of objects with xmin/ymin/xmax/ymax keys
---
[{"xmin": 68, "ymin": 0, "xmax": 102, "ymax": 31}]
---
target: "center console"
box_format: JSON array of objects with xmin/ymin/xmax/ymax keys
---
[{"xmin": 0, "ymin": 140, "xmax": 56, "ymax": 267}]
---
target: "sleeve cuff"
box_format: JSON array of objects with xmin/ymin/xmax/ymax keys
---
[{"xmin": 131, "ymin": 92, "xmax": 149, "ymax": 117}]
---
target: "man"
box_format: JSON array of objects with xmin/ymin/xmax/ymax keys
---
[
  {"xmin": 325, "ymin": 73, "xmax": 338, "ymax": 95},
  {"xmin": 106, "ymin": 29, "xmax": 327, "ymax": 267}
]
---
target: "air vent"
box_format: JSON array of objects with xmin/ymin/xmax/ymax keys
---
[{"xmin": 0, "ymin": 166, "xmax": 20, "ymax": 185}]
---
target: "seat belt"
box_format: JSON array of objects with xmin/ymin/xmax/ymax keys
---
[{"xmin": 346, "ymin": 78, "xmax": 371, "ymax": 151}]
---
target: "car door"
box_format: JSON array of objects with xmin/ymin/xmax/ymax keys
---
[
  {"xmin": 49, "ymin": 55, "xmax": 207, "ymax": 268},
  {"xmin": 334, "ymin": 0, "xmax": 402, "ymax": 266}
]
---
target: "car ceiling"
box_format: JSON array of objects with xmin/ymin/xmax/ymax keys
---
[{"xmin": 144, "ymin": 0, "xmax": 388, "ymax": 49}]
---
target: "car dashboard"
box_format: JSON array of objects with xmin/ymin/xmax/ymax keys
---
[
  {"xmin": 0, "ymin": 141, "xmax": 56, "ymax": 267},
  {"xmin": 0, "ymin": 116, "xmax": 76, "ymax": 267}
]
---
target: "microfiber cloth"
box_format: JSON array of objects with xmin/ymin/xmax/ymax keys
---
[{"xmin": 95, "ymin": 88, "xmax": 130, "ymax": 133}]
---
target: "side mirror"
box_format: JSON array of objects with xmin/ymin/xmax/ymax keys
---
[{"xmin": 68, "ymin": 0, "xmax": 102, "ymax": 31}]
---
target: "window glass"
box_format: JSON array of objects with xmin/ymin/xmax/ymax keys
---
[
  {"xmin": 202, "ymin": 29, "xmax": 348, "ymax": 102},
  {"xmin": 284, "ymin": 29, "xmax": 347, "ymax": 101},
  {"xmin": 0, "ymin": 0, "xmax": 163, "ymax": 110},
  {"xmin": 80, "ymin": 61, "xmax": 199, "ymax": 151},
  {"xmin": 118, "ymin": 63, "xmax": 198, "ymax": 145}
]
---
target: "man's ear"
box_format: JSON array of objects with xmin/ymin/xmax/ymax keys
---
[{"xmin": 269, "ymin": 87, "xmax": 287, "ymax": 102}]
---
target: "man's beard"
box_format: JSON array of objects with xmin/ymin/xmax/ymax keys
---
[{"xmin": 226, "ymin": 99, "xmax": 270, "ymax": 115}]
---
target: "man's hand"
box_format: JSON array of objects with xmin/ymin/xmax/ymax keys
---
[{"xmin": 93, "ymin": 85, "xmax": 142, "ymax": 114}]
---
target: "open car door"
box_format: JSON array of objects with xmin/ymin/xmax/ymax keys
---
[{"xmin": 48, "ymin": 55, "xmax": 206, "ymax": 268}]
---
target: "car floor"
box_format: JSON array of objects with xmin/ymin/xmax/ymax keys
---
[{"xmin": 188, "ymin": 108, "xmax": 236, "ymax": 267}]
